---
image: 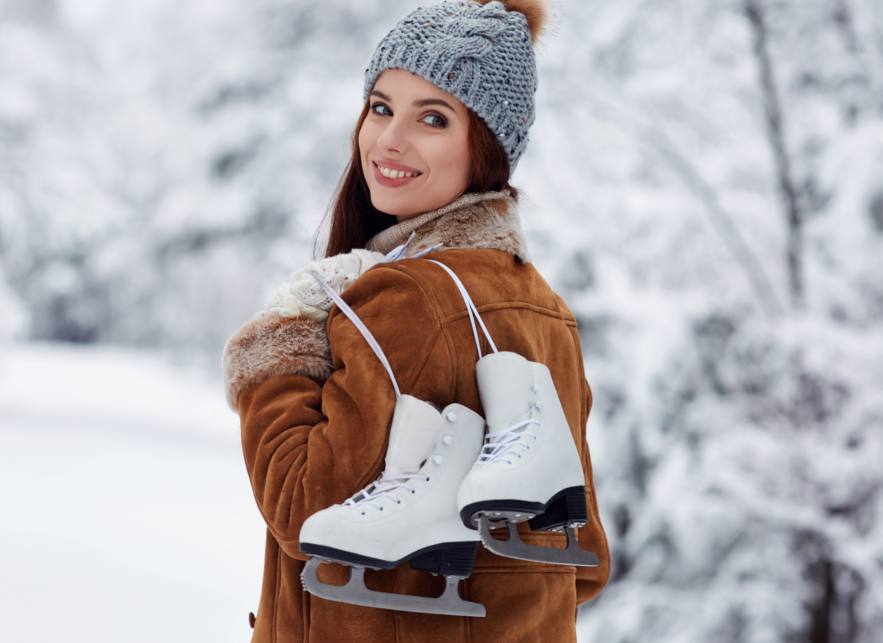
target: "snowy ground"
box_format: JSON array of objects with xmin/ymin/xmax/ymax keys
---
[{"xmin": 0, "ymin": 342, "xmax": 265, "ymax": 643}]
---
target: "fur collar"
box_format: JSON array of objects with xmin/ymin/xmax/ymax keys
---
[{"xmin": 365, "ymin": 189, "xmax": 531, "ymax": 264}]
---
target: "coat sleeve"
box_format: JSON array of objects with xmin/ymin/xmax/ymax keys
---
[
  {"xmin": 222, "ymin": 264, "xmax": 450, "ymax": 561},
  {"xmin": 573, "ymin": 345, "xmax": 613, "ymax": 605}
]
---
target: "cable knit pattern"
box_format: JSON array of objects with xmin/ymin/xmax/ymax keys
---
[
  {"xmin": 363, "ymin": 0, "xmax": 538, "ymax": 172},
  {"xmin": 265, "ymin": 249, "xmax": 387, "ymax": 322},
  {"xmin": 222, "ymin": 189, "xmax": 530, "ymax": 412}
]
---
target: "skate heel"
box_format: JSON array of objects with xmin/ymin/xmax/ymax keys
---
[
  {"xmin": 409, "ymin": 542, "xmax": 479, "ymax": 577},
  {"xmin": 528, "ymin": 486, "xmax": 588, "ymax": 532}
]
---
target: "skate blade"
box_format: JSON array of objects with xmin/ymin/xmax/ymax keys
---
[
  {"xmin": 301, "ymin": 557, "xmax": 487, "ymax": 618},
  {"xmin": 478, "ymin": 516, "xmax": 601, "ymax": 567}
]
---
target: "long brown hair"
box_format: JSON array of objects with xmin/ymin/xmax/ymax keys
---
[{"xmin": 315, "ymin": 99, "xmax": 520, "ymax": 258}]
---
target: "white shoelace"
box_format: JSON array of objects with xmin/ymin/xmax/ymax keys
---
[
  {"xmin": 479, "ymin": 418, "xmax": 540, "ymax": 465},
  {"xmin": 343, "ymin": 470, "xmax": 424, "ymax": 513},
  {"xmin": 380, "ymin": 231, "xmax": 444, "ymax": 264}
]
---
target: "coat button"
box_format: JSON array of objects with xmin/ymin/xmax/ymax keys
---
[
  {"xmin": 445, "ymin": 411, "xmax": 457, "ymax": 422},
  {"xmin": 248, "ymin": 611, "xmax": 256, "ymax": 628}
]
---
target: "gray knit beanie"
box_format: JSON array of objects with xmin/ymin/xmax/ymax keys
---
[{"xmin": 362, "ymin": 0, "xmax": 545, "ymax": 174}]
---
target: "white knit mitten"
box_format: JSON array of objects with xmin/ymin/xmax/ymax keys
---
[{"xmin": 266, "ymin": 248, "xmax": 386, "ymax": 321}]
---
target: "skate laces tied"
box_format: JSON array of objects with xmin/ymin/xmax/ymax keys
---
[
  {"xmin": 479, "ymin": 418, "xmax": 540, "ymax": 465},
  {"xmin": 343, "ymin": 471, "xmax": 424, "ymax": 511}
]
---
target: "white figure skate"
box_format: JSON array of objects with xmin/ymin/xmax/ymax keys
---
[
  {"xmin": 425, "ymin": 259, "xmax": 600, "ymax": 568},
  {"xmin": 297, "ymin": 270, "xmax": 487, "ymax": 617}
]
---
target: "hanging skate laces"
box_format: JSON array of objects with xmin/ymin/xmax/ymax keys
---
[
  {"xmin": 343, "ymin": 469, "xmax": 425, "ymax": 512},
  {"xmin": 479, "ymin": 418, "xmax": 540, "ymax": 465}
]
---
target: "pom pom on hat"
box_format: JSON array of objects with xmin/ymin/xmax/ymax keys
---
[{"xmin": 474, "ymin": 0, "xmax": 548, "ymax": 45}]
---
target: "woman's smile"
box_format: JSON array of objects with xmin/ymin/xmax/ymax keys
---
[{"xmin": 372, "ymin": 160, "xmax": 423, "ymax": 188}]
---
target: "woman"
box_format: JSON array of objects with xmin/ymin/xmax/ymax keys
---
[{"xmin": 222, "ymin": 1, "xmax": 611, "ymax": 641}]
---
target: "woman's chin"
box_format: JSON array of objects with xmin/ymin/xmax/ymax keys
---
[{"xmin": 369, "ymin": 190, "xmax": 419, "ymax": 218}]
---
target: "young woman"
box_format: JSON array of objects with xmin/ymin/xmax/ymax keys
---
[{"xmin": 223, "ymin": 1, "xmax": 611, "ymax": 641}]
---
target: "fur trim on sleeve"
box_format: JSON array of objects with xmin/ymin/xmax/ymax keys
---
[{"xmin": 222, "ymin": 311, "xmax": 332, "ymax": 412}]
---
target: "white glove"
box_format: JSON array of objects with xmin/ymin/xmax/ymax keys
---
[{"xmin": 266, "ymin": 248, "xmax": 386, "ymax": 321}]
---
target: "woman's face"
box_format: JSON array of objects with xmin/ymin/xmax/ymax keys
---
[{"xmin": 359, "ymin": 69, "xmax": 471, "ymax": 220}]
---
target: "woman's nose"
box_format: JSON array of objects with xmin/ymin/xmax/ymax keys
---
[{"xmin": 376, "ymin": 116, "xmax": 409, "ymax": 151}]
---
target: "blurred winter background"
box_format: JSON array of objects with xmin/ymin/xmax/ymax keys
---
[{"xmin": 1, "ymin": 0, "xmax": 881, "ymax": 641}]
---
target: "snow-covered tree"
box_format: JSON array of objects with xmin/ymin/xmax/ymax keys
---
[{"xmin": 1, "ymin": 1, "xmax": 880, "ymax": 640}]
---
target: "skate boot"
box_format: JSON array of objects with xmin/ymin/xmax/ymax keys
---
[
  {"xmin": 458, "ymin": 351, "xmax": 600, "ymax": 566},
  {"xmin": 298, "ymin": 270, "xmax": 487, "ymax": 617},
  {"xmin": 424, "ymin": 259, "xmax": 600, "ymax": 567},
  {"xmin": 299, "ymin": 393, "xmax": 487, "ymax": 616}
]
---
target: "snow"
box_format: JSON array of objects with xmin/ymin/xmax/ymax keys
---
[{"xmin": 0, "ymin": 342, "xmax": 264, "ymax": 642}]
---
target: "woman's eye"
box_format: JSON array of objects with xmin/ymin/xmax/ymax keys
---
[
  {"xmin": 369, "ymin": 102, "xmax": 446, "ymax": 128},
  {"xmin": 422, "ymin": 113, "xmax": 447, "ymax": 128}
]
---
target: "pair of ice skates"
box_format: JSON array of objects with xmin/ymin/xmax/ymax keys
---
[{"xmin": 298, "ymin": 259, "xmax": 599, "ymax": 617}]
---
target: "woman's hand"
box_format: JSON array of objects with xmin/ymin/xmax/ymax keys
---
[{"xmin": 266, "ymin": 249, "xmax": 387, "ymax": 321}]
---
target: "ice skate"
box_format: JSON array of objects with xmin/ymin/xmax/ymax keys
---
[
  {"xmin": 425, "ymin": 259, "xmax": 601, "ymax": 568},
  {"xmin": 299, "ymin": 393, "xmax": 487, "ymax": 616},
  {"xmin": 459, "ymin": 351, "xmax": 600, "ymax": 566},
  {"xmin": 298, "ymin": 270, "xmax": 487, "ymax": 617}
]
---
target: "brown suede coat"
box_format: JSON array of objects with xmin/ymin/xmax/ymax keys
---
[{"xmin": 222, "ymin": 190, "xmax": 611, "ymax": 642}]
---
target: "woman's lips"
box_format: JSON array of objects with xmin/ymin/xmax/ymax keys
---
[{"xmin": 372, "ymin": 161, "xmax": 421, "ymax": 188}]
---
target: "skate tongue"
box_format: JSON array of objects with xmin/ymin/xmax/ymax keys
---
[
  {"xmin": 384, "ymin": 394, "xmax": 442, "ymax": 475},
  {"xmin": 476, "ymin": 351, "xmax": 533, "ymax": 433}
]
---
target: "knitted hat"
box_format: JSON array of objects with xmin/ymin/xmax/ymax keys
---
[{"xmin": 362, "ymin": 0, "xmax": 548, "ymax": 174}]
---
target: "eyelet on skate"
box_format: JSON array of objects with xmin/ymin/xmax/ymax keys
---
[{"xmin": 425, "ymin": 476, "xmax": 430, "ymax": 482}]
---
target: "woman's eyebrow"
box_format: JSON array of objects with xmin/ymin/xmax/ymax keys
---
[{"xmin": 370, "ymin": 90, "xmax": 456, "ymax": 113}]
